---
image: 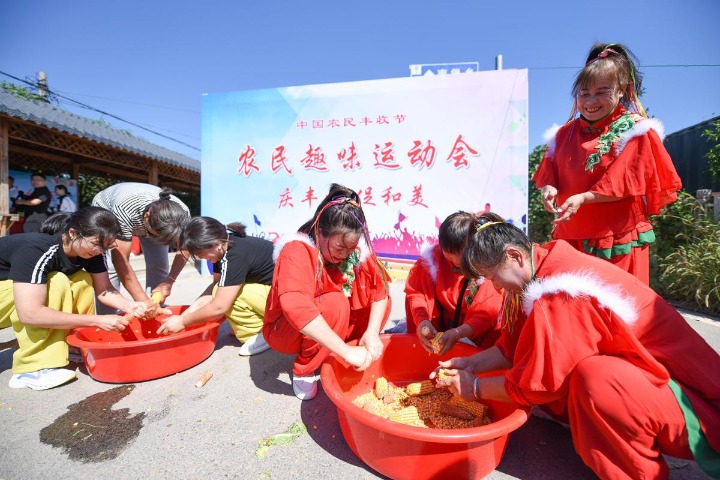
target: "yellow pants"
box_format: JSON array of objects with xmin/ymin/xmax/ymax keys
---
[
  {"xmin": 216, "ymin": 283, "xmax": 270, "ymax": 343},
  {"xmin": 0, "ymin": 271, "xmax": 95, "ymax": 374}
]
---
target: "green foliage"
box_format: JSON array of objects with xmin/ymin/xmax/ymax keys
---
[
  {"xmin": 703, "ymin": 119, "xmax": 720, "ymax": 180},
  {"xmin": 650, "ymin": 190, "xmax": 720, "ymax": 315},
  {"xmin": 527, "ymin": 144, "xmax": 554, "ymax": 243},
  {"xmin": 0, "ymin": 81, "xmax": 45, "ymax": 102},
  {"xmin": 77, "ymin": 174, "xmax": 115, "ymax": 206}
]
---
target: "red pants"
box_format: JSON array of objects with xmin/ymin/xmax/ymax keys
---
[
  {"xmin": 263, "ymin": 292, "xmax": 350, "ymax": 377},
  {"xmin": 567, "ymin": 356, "xmax": 692, "ymax": 480}
]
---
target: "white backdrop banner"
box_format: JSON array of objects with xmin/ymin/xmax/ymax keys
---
[{"xmin": 201, "ymin": 69, "xmax": 528, "ymax": 260}]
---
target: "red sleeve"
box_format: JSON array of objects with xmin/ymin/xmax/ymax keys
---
[
  {"xmin": 274, "ymin": 242, "xmax": 323, "ymax": 330},
  {"xmin": 590, "ymin": 129, "xmax": 681, "ymax": 214},
  {"xmin": 504, "ymin": 292, "xmax": 669, "ymax": 407},
  {"xmin": 531, "ymin": 148, "xmax": 558, "ymax": 188},
  {"xmin": 504, "ymin": 294, "xmax": 601, "ymax": 406},
  {"xmin": 403, "ymin": 259, "xmax": 435, "ymax": 333},
  {"xmin": 462, "ymin": 280, "xmax": 502, "ymax": 348}
]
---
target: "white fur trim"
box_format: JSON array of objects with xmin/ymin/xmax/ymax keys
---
[
  {"xmin": 616, "ymin": 118, "xmax": 665, "ymax": 156},
  {"xmin": 272, "ymin": 233, "xmax": 315, "ymax": 262},
  {"xmin": 417, "ymin": 242, "xmax": 438, "ymax": 282},
  {"xmin": 543, "ymin": 124, "xmax": 561, "ymax": 158},
  {"xmin": 357, "ymin": 236, "xmax": 372, "ymax": 263},
  {"xmin": 521, "ymin": 271, "xmax": 638, "ymax": 325}
]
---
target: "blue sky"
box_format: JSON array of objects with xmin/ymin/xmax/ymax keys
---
[{"xmin": 1, "ymin": 0, "xmax": 718, "ymax": 162}]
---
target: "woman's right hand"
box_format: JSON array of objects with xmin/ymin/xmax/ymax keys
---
[
  {"xmin": 97, "ymin": 314, "xmax": 130, "ymax": 332},
  {"xmin": 539, "ymin": 185, "xmax": 559, "ymax": 213},
  {"xmin": 417, "ymin": 320, "xmax": 437, "ymax": 354},
  {"xmin": 343, "ymin": 345, "xmax": 373, "ymax": 371}
]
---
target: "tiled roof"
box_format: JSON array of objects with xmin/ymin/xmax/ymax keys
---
[{"xmin": 0, "ymin": 89, "xmax": 199, "ymax": 172}]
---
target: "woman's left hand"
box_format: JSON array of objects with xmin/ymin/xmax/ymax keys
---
[
  {"xmin": 436, "ymin": 328, "xmax": 461, "ymax": 355},
  {"xmin": 433, "ymin": 366, "xmax": 476, "ymax": 401},
  {"xmin": 553, "ymin": 193, "xmax": 585, "ymax": 224},
  {"xmin": 156, "ymin": 315, "xmax": 185, "ymax": 335},
  {"xmin": 360, "ymin": 333, "xmax": 384, "ymax": 361}
]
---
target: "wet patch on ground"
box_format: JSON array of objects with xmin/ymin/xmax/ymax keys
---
[{"xmin": 40, "ymin": 385, "xmax": 145, "ymax": 462}]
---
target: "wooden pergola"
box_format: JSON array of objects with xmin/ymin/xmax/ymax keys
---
[{"xmin": 0, "ymin": 91, "xmax": 200, "ymax": 236}]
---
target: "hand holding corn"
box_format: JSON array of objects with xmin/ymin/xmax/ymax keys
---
[{"xmin": 417, "ymin": 320, "xmax": 438, "ymax": 354}]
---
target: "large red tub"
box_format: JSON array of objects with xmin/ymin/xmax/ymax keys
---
[
  {"xmin": 67, "ymin": 305, "xmax": 223, "ymax": 383},
  {"xmin": 320, "ymin": 334, "xmax": 529, "ymax": 480}
]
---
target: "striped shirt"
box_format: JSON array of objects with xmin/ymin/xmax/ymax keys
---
[{"xmin": 91, "ymin": 183, "xmax": 190, "ymax": 241}]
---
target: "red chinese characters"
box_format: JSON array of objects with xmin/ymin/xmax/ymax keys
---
[
  {"xmin": 337, "ymin": 142, "xmax": 360, "ymax": 171},
  {"xmin": 271, "ymin": 146, "xmax": 293, "ymax": 175},
  {"xmin": 446, "ymin": 134, "xmax": 479, "ymax": 169},
  {"xmin": 373, "ymin": 142, "xmax": 400, "ymax": 170},
  {"xmin": 300, "ymin": 145, "xmax": 328, "ymax": 172},
  {"xmin": 237, "ymin": 145, "xmax": 260, "ymax": 177},
  {"xmin": 408, "ymin": 139, "xmax": 437, "ymax": 170}
]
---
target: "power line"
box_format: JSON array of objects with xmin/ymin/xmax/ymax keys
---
[{"xmin": 0, "ymin": 70, "xmax": 200, "ymax": 152}]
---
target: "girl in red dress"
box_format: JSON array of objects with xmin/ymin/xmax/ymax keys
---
[
  {"xmin": 263, "ymin": 184, "xmax": 390, "ymax": 400},
  {"xmin": 533, "ymin": 43, "xmax": 682, "ymax": 284},
  {"xmin": 405, "ymin": 211, "xmax": 503, "ymax": 354}
]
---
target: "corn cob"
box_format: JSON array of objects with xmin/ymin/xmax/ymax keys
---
[
  {"xmin": 389, "ymin": 406, "xmax": 421, "ymax": 425},
  {"xmin": 405, "ymin": 379, "xmax": 435, "ymax": 396},
  {"xmin": 374, "ymin": 376, "xmax": 388, "ymax": 399},
  {"xmin": 448, "ymin": 395, "xmax": 487, "ymax": 418},
  {"xmin": 431, "ymin": 332, "xmax": 444, "ymax": 353},
  {"xmin": 438, "ymin": 402, "xmax": 475, "ymax": 420},
  {"xmin": 436, "ymin": 368, "xmax": 452, "ymax": 383}
]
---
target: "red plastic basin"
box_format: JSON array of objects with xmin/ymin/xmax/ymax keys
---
[
  {"xmin": 320, "ymin": 334, "xmax": 529, "ymax": 480},
  {"xmin": 66, "ymin": 305, "xmax": 222, "ymax": 383}
]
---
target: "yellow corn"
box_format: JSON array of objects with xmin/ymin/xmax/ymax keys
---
[
  {"xmin": 431, "ymin": 332, "xmax": 444, "ymax": 353},
  {"xmin": 436, "ymin": 368, "xmax": 452, "ymax": 383},
  {"xmin": 448, "ymin": 395, "xmax": 487, "ymax": 418},
  {"xmin": 389, "ymin": 406, "xmax": 421, "ymax": 425},
  {"xmin": 374, "ymin": 376, "xmax": 388, "ymax": 399},
  {"xmin": 405, "ymin": 380, "xmax": 435, "ymax": 396}
]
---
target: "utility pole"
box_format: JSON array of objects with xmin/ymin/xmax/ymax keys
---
[{"xmin": 37, "ymin": 71, "xmax": 49, "ymax": 102}]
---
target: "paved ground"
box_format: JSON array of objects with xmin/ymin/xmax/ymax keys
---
[{"xmin": 0, "ymin": 255, "xmax": 717, "ymax": 480}]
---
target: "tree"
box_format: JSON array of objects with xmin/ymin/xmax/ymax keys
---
[
  {"xmin": 527, "ymin": 144, "xmax": 554, "ymax": 243},
  {"xmin": 703, "ymin": 119, "xmax": 720, "ymax": 181}
]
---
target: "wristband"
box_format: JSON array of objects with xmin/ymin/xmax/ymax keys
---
[
  {"xmin": 167, "ymin": 275, "xmax": 177, "ymax": 282},
  {"xmin": 473, "ymin": 376, "xmax": 480, "ymax": 400},
  {"xmin": 453, "ymin": 328, "xmax": 462, "ymax": 338}
]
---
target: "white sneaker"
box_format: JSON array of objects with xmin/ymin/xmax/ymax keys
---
[
  {"xmin": 292, "ymin": 374, "xmax": 319, "ymax": 400},
  {"xmin": 8, "ymin": 368, "xmax": 77, "ymax": 390},
  {"xmin": 238, "ymin": 332, "xmax": 270, "ymax": 356}
]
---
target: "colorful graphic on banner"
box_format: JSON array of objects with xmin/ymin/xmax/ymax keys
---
[
  {"xmin": 8, "ymin": 170, "xmax": 78, "ymax": 214},
  {"xmin": 201, "ymin": 70, "xmax": 528, "ymax": 259}
]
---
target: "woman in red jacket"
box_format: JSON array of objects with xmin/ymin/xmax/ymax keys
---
[
  {"xmin": 405, "ymin": 211, "xmax": 502, "ymax": 354},
  {"xmin": 533, "ymin": 43, "xmax": 682, "ymax": 284},
  {"xmin": 435, "ymin": 213, "xmax": 720, "ymax": 479},
  {"xmin": 263, "ymin": 184, "xmax": 390, "ymax": 400}
]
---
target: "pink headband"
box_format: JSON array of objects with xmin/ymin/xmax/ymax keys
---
[{"xmin": 586, "ymin": 48, "xmax": 619, "ymax": 66}]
